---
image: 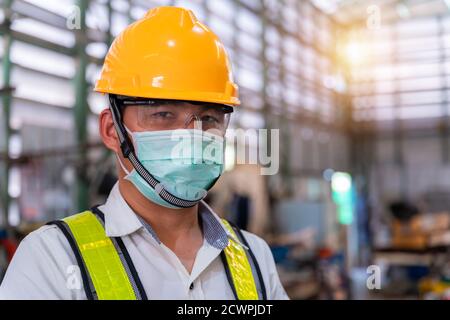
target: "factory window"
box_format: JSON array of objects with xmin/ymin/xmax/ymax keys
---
[
  {"xmin": 23, "ymin": 0, "xmax": 75, "ymax": 16},
  {"xmin": 237, "ymin": 8, "xmax": 262, "ymax": 36},
  {"xmin": 87, "ymin": 2, "xmax": 110, "ymax": 32},
  {"xmin": 12, "ymin": 18, "xmax": 75, "ymax": 47},
  {"xmin": 174, "ymin": 0, "xmax": 205, "ymax": 20},
  {"xmin": 207, "ymin": 0, "xmax": 235, "ymax": 21}
]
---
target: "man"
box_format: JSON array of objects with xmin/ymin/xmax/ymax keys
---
[{"xmin": 0, "ymin": 6, "xmax": 288, "ymax": 300}]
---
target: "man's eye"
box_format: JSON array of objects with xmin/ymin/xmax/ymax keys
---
[
  {"xmin": 152, "ymin": 112, "xmax": 174, "ymax": 118},
  {"xmin": 201, "ymin": 115, "xmax": 220, "ymax": 123}
]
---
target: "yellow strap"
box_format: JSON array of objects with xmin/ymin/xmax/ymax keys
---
[
  {"xmin": 63, "ymin": 211, "xmax": 137, "ymax": 300},
  {"xmin": 221, "ymin": 219, "xmax": 259, "ymax": 300}
]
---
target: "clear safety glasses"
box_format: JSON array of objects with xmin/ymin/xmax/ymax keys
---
[{"xmin": 121, "ymin": 99, "xmax": 232, "ymax": 135}]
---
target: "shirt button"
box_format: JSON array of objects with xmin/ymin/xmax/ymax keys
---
[{"xmin": 189, "ymin": 283, "xmax": 194, "ymax": 290}]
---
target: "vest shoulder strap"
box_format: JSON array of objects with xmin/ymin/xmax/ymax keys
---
[
  {"xmin": 221, "ymin": 219, "xmax": 267, "ymax": 300},
  {"xmin": 48, "ymin": 211, "xmax": 138, "ymax": 300}
]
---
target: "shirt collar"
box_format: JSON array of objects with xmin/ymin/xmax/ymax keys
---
[
  {"xmin": 198, "ymin": 200, "xmax": 230, "ymax": 249},
  {"xmin": 97, "ymin": 183, "xmax": 230, "ymax": 250},
  {"xmin": 98, "ymin": 183, "xmax": 143, "ymax": 238}
]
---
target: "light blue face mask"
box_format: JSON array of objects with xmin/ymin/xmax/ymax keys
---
[{"xmin": 117, "ymin": 128, "xmax": 225, "ymax": 209}]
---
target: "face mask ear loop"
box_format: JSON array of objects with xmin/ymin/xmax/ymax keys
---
[
  {"xmin": 116, "ymin": 155, "xmax": 131, "ymax": 176},
  {"xmin": 123, "ymin": 125, "xmax": 133, "ymax": 136},
  {"xmin": 122, "ymin": 124, "xmax": 137, "ymax": 154}
]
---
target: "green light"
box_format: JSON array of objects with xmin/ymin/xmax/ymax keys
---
[{"xmin": 331, "ymin": 172, "xmax": 354, "ymax": 225}]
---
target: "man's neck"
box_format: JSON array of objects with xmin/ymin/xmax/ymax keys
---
[{"xmin": 117, "ymin": 180, "xmax": 202, "ymax": 248}]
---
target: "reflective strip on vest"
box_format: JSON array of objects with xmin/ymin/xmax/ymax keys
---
[
  {"xmin": 63, "ymin": 211, "xmax": 137, "ymax": 300},
  {"xmin": 62, "ymin": 211, "xmax": 258, "ymax": 300},
  {"xmin": 221, "ymin": 220, "xmax": 259, "ymax": 300}
]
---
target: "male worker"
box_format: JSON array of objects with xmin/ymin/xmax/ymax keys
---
[{"xmin": 0, "ymin": 6, "xmax": 288, "ymax": 300}]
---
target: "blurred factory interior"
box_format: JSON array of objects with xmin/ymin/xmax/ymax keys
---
[{"xmin": 1, "ymin": 0, "xmax": 450, "ymax": 300}]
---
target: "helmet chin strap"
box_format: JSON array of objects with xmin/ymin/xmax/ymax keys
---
[{"xmin": 109, "ymin": 94, "xmax": 217, "ymax": 208}]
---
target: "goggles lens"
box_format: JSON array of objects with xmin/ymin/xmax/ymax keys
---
[{"xmin": 129, "ymin": 104, "xmax": 231, "ymax": 134}]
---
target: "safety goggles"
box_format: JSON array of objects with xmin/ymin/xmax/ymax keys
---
[{"xmin": 117, "ymin": 97, "xmax": 233, "ymax": 135}]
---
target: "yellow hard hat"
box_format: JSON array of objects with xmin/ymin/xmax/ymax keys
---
[{"xmin": 94, "ymin": 6, "xmax": 240, "ymax": 106}]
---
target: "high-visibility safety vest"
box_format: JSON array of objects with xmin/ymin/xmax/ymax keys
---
[{"xmin": 48, "ymin": 207, "xmax": 266, "ymax": 300}]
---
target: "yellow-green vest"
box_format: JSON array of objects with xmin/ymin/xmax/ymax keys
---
[{"xmin": 48, "ymin": 208, "xmax": 266, "ymax": 300}]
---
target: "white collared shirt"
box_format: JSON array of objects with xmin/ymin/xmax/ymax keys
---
[{"xmin": 0, "ymin": 183, "xmax": 289, "ymax": 300}]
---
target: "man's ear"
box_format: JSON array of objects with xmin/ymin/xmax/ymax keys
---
[{"xmin": 99, "ymin": 108, "xmax": 120, "ymax": 153}]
